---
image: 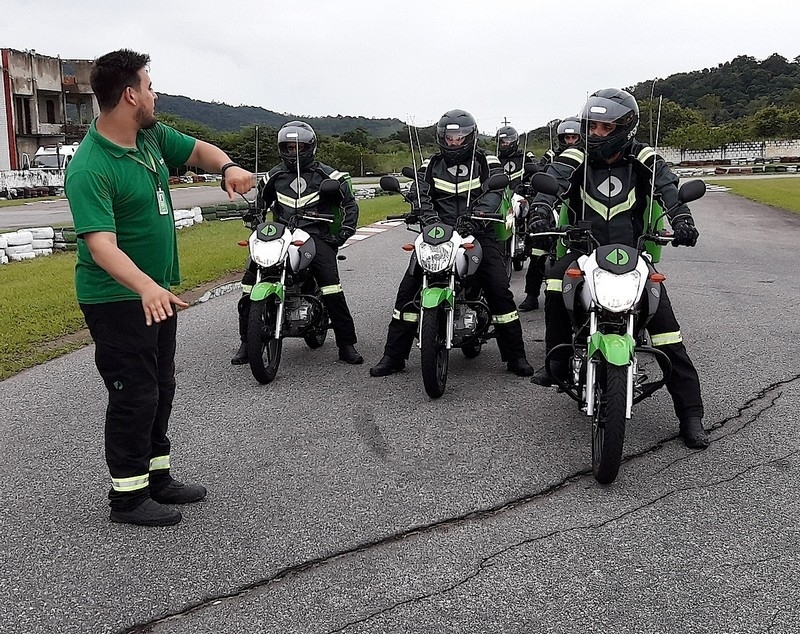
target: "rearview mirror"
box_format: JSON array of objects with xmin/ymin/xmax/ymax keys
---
[
  {"xmin": 531, "ymin": 172, "xmax": 560, "ymax": 196},
  {"xmin": 401, "ymin": 166, "xmax": 416, "ymax": 180},
  {"xmin": 677, "ymin": 179, "xmax": 706, "ymax": 204},
  {"xmin": 484, "ymin": 173, "xmax": 509, "ymax": 191},
  {"xmin": 379, "ymin": 176, "xmax": 401, "ymax": 193}
]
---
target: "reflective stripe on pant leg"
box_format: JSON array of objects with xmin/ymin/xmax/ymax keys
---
[
  {"xmin": 111, "ymin": 473, "xmax": 149, "ymax": 493},
  {"xmin": 650, "ymin": 331, "xmax": 682, "ymax": 346},
  {"xmin": 492, "ymin": 310, "xmax": 520, "ymax": 324},
  {"xmin": 545, "ymin": 278, "xmax": 562, "ymax": 292},
  {"xmin": 149, "ymin": 455, "xmax": 170, "ymax": 471},
  {"xmin": 321, "ymin": 284, "xmax": 343, "ymax": 295},
  {"xmin": 392, "ymin": 309, "xmax": 419, "ymax": 323}
]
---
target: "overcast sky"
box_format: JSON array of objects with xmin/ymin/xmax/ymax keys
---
[{"xmin": 4, "ymin": 0, "xmax": 800, "ymax": 134}]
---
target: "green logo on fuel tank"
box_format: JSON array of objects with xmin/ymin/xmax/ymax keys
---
[
  {"xmin": 428, "ymin": 226, "xmax": 445, "ymax": 239},
  {"xmin": 606, "ymin": 248, "xmax": 629, "ymax": 266}
]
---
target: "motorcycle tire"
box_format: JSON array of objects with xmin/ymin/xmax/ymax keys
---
[
  {"xmin": 420, "ymin": 305, "xmax": 449, "ymax": 399},
  {"xmin": 591, "ymin": 362, "xmax": 627, "ymax": 484},
  {"xmin": 503, "ymin": 240, "xmax": 513, "ymax": 281},
  {"xmin": 247, "ymin": 299, "xmax": 283, "ymax": 385},
  {"xmin": 461, "ymin": 342, "xmax": 482, "ymax": 359},
  {"xmin": 303, "ymin": 312, "xmax": 329, "ymax": 349},
  {"xmin": 512, "ymin": 257, "xmax": 525, "ymax": 272}
]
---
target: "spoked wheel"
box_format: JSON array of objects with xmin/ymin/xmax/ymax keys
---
[
  {"xmin": 591, "ymin": 362, "xmax": 628, "ymax": 484},
  {"xmin": 303, "ymin": 311, "xmax": 329, "ymax": 349},
  {"xmin": 247, "ymin": 299, "xmax": 283, "ymax": 384},
  {"xmin": 462, "ymin": 342, "xmax": 482, "ymax": 359},
  {"xmin": 420, "ymin": 306, "xmax": 449, "ymax": 398},
  {"xmin": 503, "ymin": 239, "xmax": 513, "ymax": 281}
]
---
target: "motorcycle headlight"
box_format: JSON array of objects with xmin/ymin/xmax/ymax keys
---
[
  {"xmin": 591, "ymin": 269, "xmax": 642, "ymax": 312},
  {"xmin": 251, "ymin": 238, "xmax": 285, "ymax": 268},
  {"xmin": 417, "ymin": 242, "xmax": 454, "ymax": 273}
]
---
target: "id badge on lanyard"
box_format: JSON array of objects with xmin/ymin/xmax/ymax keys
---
[{"xmin": 156, "ymin": 187, "xmax": 169, "ymax": 215}]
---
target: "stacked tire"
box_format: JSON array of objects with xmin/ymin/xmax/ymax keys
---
[
  {"xmin": 54, "ymin": 228, "xmax": 78, "ymax": 251},
  {"xmin": 0, "ymin": 234, "xmax": 7, "ymax": 265},
  {"xmin": 30, "ymin": 227, "xmax": 54, "ymax": 257},
  {"xmin": 1, "ymin": 230, "xmax": 35, "ymax": 262}
]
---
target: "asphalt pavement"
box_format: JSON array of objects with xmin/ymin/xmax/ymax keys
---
[{"xmin": 1, "ymin": 191, "xmax": 800, "ymax": 633}]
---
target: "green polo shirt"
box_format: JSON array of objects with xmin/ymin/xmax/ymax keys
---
[{"xmin": 65, "ymin": 120, "xmax": 196, "ymax": 304}]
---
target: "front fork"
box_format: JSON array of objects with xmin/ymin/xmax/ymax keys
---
[
  {"xmin": 417, "ymin": 273, "xmax": 456, "ymax": 350},
  {"xmin": 255, "ymin": 266, "xmax": 288, "ymax": 340},
  {"xmin": 583, "ymin": 312, "xmax": 635, "ymax": 419}
]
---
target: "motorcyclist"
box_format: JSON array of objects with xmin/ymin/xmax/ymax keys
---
[
  {"xmin": 520, "ymin": 116, "xmax": 583, "ymax": 311},
  {"xmin": 539, "ymin": 116, "xmax": 581, "ymax": 167},
  {"xmin": 528, "ymin": 89, "xmax": 709, "ymax": 449},
  {"xmin": 231, "ymin": 121, "xmax": 363, "ymax": 365},
  {"xmin": 369, "ymin": 109, "xmax": 534, "ymax": 378}
]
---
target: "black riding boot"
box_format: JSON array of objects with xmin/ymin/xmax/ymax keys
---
[{"xmin": 231, "ymin": 295, "xmax": 250, "ymax": 365}]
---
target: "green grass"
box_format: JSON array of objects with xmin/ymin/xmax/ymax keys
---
[
  {"xmin": 0, "ymin": 194, "xmax": 407, "ymax": 381},
  {"xmin": 706, "ymin": 177, "xmax": 800, "ymax": 214}
]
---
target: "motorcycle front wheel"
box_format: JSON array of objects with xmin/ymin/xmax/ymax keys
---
[
  {"xmin": 512, "ymin": 257, "xmax": 525, "ymax": 272},
  {"xmin": 420, "ymin": 305, "xmax": 449, "ymax": 398},
  {"xmin": 591, "ymin": 362, "xmax": 627, "ymax": 484},
  {"xmin": 247, "ymin": 299, "xmax": 283, "ymax": 385}
]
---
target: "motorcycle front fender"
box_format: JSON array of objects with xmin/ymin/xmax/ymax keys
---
[
  {"xmin": 421, "ymin": 286, "xmax": 454, "ymax": 309},
  {"xmin": 250, "ymin": 281, "xmax": 285, "ymax": 302},
  {"xmin": 588, "ymin": 332, "xmax": 635, "ymax": 366}
]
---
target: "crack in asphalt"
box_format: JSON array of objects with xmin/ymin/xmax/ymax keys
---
[
  {"xmin": 117, "ymin": 375, "xmax": 800, "ymax": 633},
  {"xmin": 328, "ymin": 449, "xmax": 800, "ymax": 632}
]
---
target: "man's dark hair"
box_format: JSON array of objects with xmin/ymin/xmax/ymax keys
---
[{"xmin": 90, "ymin": 49, "xmax": 150, "ymax": 112}]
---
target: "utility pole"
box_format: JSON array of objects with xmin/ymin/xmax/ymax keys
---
[{"xmin": 502, "ymin": 116, "xmax": 510, "ymax": 126}]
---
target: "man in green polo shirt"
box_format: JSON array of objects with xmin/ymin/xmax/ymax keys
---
[{"xmin": 65, "ymin": 49, "xmax": 254, "ymax": 526}]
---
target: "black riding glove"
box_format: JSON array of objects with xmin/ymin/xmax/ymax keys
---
[
  {"xmin": 671, "ymin": 216, "xmax": 699, "ymax": 247},
  {"xmin": 527, "ymin": 216, "xmax": 554, "ymax": 236}
]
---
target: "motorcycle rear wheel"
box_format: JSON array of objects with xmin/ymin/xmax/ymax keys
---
[
  {"xmin": 420, "ymin": 306, "xmax": 449, "ymax": 398},
  {"xmin": 247, "ymin": 299, "xmax": 283, "ymax": 385},
  {"xmin": 591, "ymin": 362, "xmax": 627, "ymax": 484},
  {"xmin": 303, "ymin": 312, "xmax": 329, "ymax": 349}
]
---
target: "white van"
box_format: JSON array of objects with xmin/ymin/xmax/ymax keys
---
[{"xmin": 32, "ymin": 142, "xmax": 80, "ymax": 169}]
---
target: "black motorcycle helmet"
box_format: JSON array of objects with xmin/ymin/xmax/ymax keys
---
[
  {"xmin": 278, "ymin": 120, "xmax": 317, "ymax": 170},
  {"xmin": 579, "ymin": 89, "xmax": 639, "ymax": 161},
  {"xmin": 436, "ymin": 109, "xmax": 477, "ymax": 164},
  {"xmin": 496, "ymin": 126, "xmax": 519, "ymax": 159},
  {"xmin": 556, "ymin": 116, "xmax": 581, "ymax": 152}
]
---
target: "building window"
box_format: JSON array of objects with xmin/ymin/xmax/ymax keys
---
[
  {"xmin": 15, "ymin": 97, "xmax": 32, "ymax": 135},
  {"xmin": 45, "ymin": 99, "xmax": 56, "ymax": 124}
]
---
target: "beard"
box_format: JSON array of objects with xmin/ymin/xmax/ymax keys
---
[{"xmin": 135, "ymin": 105, "xmax": 157, "ymax": 130}]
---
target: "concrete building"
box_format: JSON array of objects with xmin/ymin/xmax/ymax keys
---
[{"xmin": 1, "ymin": 48, "xmax": 97, "ymax": 171}]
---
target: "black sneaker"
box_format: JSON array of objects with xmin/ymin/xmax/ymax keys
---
[
  {"xmin": 518, "ymin": 294, "xmax": 539, "ymax": 311},
  {"xmin": 338, "ymin": 344, "xmax": 364, "ymax": 365},
  {"xmin": 110, "ymin": 498, "xmax": 182, "ymax": 526},
  {"xmin": 151, "ymin": 480, "xmax": 207, "ymax": 504},
  {"xmin": 369, "ymin": 355, "xmax": 405, "ymax": 377}
]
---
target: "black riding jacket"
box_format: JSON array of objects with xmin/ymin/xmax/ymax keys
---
[
  {"xmin": 499, "ymin": 150, "xmax": 539, "ymax": 193},
  {"xmin": 409, "ymin": 149, "xmax": 504, "ymax": 231},
  {"xmin": 532, "ymin": 141, "xmax": 693, "ymax": 249},
  {"xmin": 256, "ymin": 160, "xmax": 358, "ymax": 236}
]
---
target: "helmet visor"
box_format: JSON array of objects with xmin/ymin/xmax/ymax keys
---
[
  {"xmin": 443, "ymin": 125, "xmax": 470, "ymax": 147},
  {"xmin": 580, "ymin": 97, "xmax": 634, "ymax": 125}
]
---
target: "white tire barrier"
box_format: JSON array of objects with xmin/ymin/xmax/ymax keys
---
[
  {"xmin": 29, "ymin": 227, "xmax": 55, "ymax": 240},
  {"xmin": 32, "ymin": 238, "xmax": 54, "ymax": 249},
  {"xmin": 8, "ymin": 251, "xmax": 35, "ymax": 262},
  {"xmin": 2, "ymin": 230, "xmax": 33, "ymax": 247},
  {"xmin": 5, "ymin": 244, "xmax": 34, "ymax": 256},
  {"xmin": 34, "ymin": 248, "xmax": 53, "ymax": 257}
]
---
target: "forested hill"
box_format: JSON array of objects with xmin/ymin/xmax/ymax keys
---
[
  {"xmin": 155, "ymin": 93, "xmax": 406, "ymax": 137},
  {"xmin": 629, "ymin": 53, "xmax": 800, "ymax": 123}
]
